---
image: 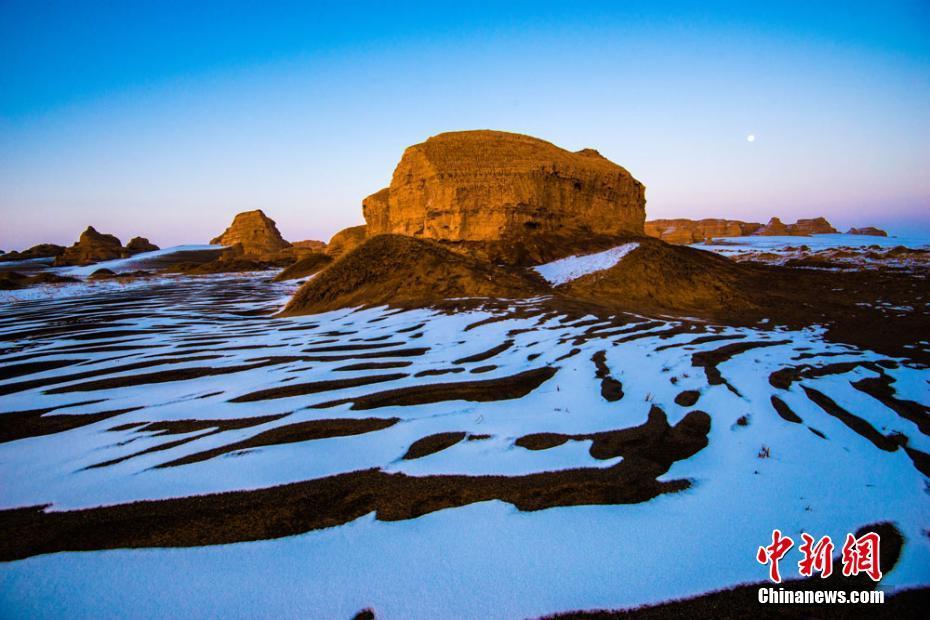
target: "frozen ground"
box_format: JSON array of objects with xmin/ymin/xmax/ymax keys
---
[{"xmin": 0, "ymin": 275, "xmax": 928, "ymax": 618}]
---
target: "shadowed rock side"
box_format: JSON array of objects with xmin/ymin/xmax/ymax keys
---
[
  {"xmin": 363, "ymin": 130, "xmax": 646, "ymax": 243},
  {"xmin": 280, "ymin": 234, "xmax": 546, "ymax": 315},
  {"xmin": 210, "ymin": 209, "xmax": 291, "ymax": 255}
]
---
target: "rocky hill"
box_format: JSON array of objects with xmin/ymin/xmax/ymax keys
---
[
  {"xmin": 0, "ymin": 243, "xmax": 65, "ymax": 262},
  {"xmin": 210, "ymin": 210, "xmax": 291, "ymax": 255},
  {"xmin": 362, "ymin": 130, "xmax": 645, "ymax": 244}
]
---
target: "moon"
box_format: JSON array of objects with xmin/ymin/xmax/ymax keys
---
[{"xmin": 746, "ymin": 134, "xmax": 756, "ymax": 143}]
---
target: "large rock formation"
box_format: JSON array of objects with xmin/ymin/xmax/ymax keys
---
[
  {"xmin": 755, "ymin": 217, "xmax": 837, "ymax": 236},
  {"xmin": 210, "ymin": 210, "xmax": 291, "ymax": 255},
  {"xmin": 362, "ymin": 130, "xmax": 645, "ymax": 243},
  {"xmin": 645, "ymin": 219, "xmax": 763, "ymax": 244},
  {"xmin": 847, "ymin": 227, "xmax": 887, "ymax": 237},
  {"xmin": 55, "ymin": 227, "xmax": 125, "ymax": 266}
]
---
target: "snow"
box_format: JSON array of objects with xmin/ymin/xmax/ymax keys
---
[
  {"xmin": 0, "ymin": 275, "xmax": 928, "ymax": 617},
  {"xmin": 57, "ymin": 244, "xmax": 223, "ymax": 276},
  {"xmin": 533, "ymin": 243, "xmax": 639, "ymax": 285}
]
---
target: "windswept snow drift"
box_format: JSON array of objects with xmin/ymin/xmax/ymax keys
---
[{"xmin": 533, "ymin": 242, "xmax": 639, "ymax": 285}]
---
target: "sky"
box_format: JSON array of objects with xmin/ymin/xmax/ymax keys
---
[{"xmin": 1, "ymin": 1, "xmax": 929, "ymax": 250}]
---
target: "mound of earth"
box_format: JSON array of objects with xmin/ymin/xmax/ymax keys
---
[
  {"xmin": 362, "ymin": 130, "xmax": 645, "ymax": 244},
  {"xmin": 0, "ymin": 243, "xmax": 65, "ymax": 262},
  {"xmin": 273, "ymin": 252, "xmax": 332, "ymax": 281},
  {"xmin": 281, "ymin": 234, "xmax": 546, "ymax": 315},
  {"xmin": 847, "ymin": 226, "xmax": 888, "ymax": 237},
  {"xmin": 560, "ymin": 237, "xmax": 757, "ymax": 314},
  {"xmin": 54, "ymin": 227, "xmax": 125, "ymax": 266},
  {"xmin": 210, "ymin": 210, "xmax": 291, "ymax": 255},
  {"xmin": 125, "ymin": 237, "xmax": 159, "ymax": 254},
  {"xmin": 325, "ymin": 225, "xmax": 367, "ymax": 258}
]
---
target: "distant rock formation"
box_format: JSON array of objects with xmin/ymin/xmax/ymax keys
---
[
  {"xmin": 325, "ymin": 225, "xmax": 368, "ymax": 259},
  {"xmin": 210, "ymin": 210, "xmax": 291, "ymax": 255},
  {"xmin": 755, "ymin": 217, "xmax": 837, "ymax": 236},
  {"xmin": 55, "ymin": 227, "xmax": 125, "ymax": 266},
  {"xmin": 645, "ymin": 219, "xmax": 763, "ymax": 244},
  {"xmin": 847, "ymin": 227, "xmax": 887, "ymax": 237},
  {"xmin": 0, "ymin": 243, "xmax": 66, "ymax": 262},
  {"xmin": 291, "ymin": 239, "xmax": 327, "ymax": 253},
  {"xmin": 125, "ymin": 237, "xmax": 159, "ymax": 255},
  {"xmin": 362, "ymin": 130, "xmax": 645, "ymax": 244}
]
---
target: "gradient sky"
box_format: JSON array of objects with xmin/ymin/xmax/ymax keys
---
[{"xmin": 2, "ymin": 1, "xmax": 929, "ymax": 250}]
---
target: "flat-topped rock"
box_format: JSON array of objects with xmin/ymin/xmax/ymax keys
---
[
  {"xmin": 756, "ymin": 216, "xmax": 837, "ymax": 236},
  {"xmin": 362, "ymin": 130, "xmax": 645, "ymax": 243},
  {"xmin": 210, "ymin": 210, "xmax": 291, "ymax": 255}
]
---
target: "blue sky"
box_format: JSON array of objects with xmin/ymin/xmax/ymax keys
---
[{"xmin": 2, "ymin": 1, "xmax": 929, "ymax": 249}]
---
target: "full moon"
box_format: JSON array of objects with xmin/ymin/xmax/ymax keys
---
[{"xmin": 747, "ymin": 134, "xmax": 756, "ymax": 143}]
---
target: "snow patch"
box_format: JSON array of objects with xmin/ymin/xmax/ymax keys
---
[{"xmin": 533, "ymin": 243, "xmax": 639, "ymax": 286}]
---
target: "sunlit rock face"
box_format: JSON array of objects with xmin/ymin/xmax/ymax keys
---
[
  {"xmin": 210, "ymin": 209, "xmax": 291, "ymax": 255},
  {"xmin": 363, "ymin": 130, "xmax": 646, "ymax": 242}
]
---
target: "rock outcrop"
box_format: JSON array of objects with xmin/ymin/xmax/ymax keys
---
[
  {"xmin": 0, "ymin": 243, "xmax": 66, "ymax": 262},
  {"xmin": 755, "ymin": 217, "xmax": 837, "ymax": 236},
  {"xmin": 645, "ymin": 219, "xmax": 763, "ymax": 244},
  {"xmin": 362, "ymin": 130, "xmax": 645, "ymax": 244},
  {"xmin": 55, "ymin": 227, "xmax": 125, "ymax": 266},
  {"xmin": 125, "ymin": 237, "xmax": 159, "ymax": 254},
  {"xmin": 210, "ymin": 210, "xmax": 291, "ymax": 255},
  {"xmin": 325, "ymin": 225, "xmax": 368, "ymax": 259},
  {"xmin": 847, "ymin": 227, "xmax": 888, "ymax": 237},
  {"xmin": 0, "ymin": 243, "xmax": 67, "ymax": 262}
]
